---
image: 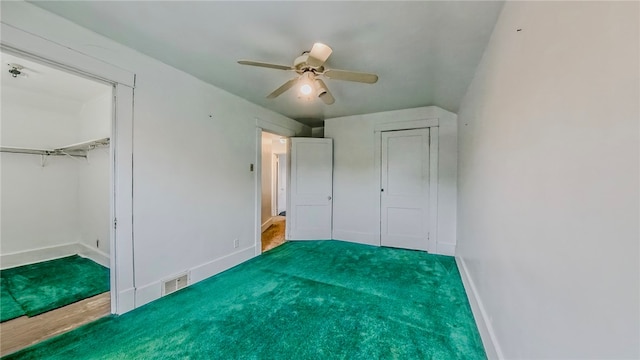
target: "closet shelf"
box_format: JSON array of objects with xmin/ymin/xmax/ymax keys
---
[{"xmin": 0, "ymin": 137, "xmax": 110, "ymax": 158}]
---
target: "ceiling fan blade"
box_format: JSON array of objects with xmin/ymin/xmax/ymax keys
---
[
  {"xmin": 307, "ymin": 43, "xmax": 333, "ymax": 67},
  {"xmin": 315, "ymin": 79, "xmax": 335, "ymax": 105},
  {"xmin": 237, "ymin": 60, "xmax": 293, "ymax": 71},
  {"xmin": 324, "ymin": 69, "xmax": 378, "ymax": 84},
  {"xmin": 266, "ymin": 78, "xmax": 298, "ymax": 99}
]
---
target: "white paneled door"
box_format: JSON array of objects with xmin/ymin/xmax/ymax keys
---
[
  {"xmin": 381, "ymin": 129, "xmax": 430, "ymax": 251},
  {"xmin": 289, "ymin": 138, "xmax": 333, "ymax": 240}
]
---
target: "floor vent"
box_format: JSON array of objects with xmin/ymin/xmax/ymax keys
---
[{"xmin": 162, "ymin": 273, "xmax": 189, "ymax": 296}]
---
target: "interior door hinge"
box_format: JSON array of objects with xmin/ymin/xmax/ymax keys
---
[{"xmin": 114, "ymin": 218, "xmax": 117, "ymax": 229}]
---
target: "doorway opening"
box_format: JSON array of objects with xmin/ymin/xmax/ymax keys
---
[
  {"xmin": 260, "ymin": 131, "xmax": 288, "ymax": 252},
  {"xmin": 0, "ymin": 50, "xmax": 113, "ymax": 355}
]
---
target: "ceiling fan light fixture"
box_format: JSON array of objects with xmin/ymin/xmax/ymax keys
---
[
  {"xmin": 237, "ymin": 42, "xmax": 378, "ymax": 105},
  {"xmin": 300, "ymin": 84, "xmax": 313, "ymax": 95},
  {"xmin": 298, "ymin": 72, "xmax": 315, "ymax": 96}
]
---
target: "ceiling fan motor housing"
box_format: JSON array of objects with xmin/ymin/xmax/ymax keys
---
[{"xmin": 293, "ymin": 54, "xmax": 324, "ymax": 73}]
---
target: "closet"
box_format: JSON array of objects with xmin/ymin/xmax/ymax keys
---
[{"xmin": 0, "ymin": 50, "xmax": 112, "ymax": 328}]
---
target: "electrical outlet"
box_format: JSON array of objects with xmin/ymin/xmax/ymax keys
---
[{"xmin": 233, "ymin": 238, "xmax": 239, "ymax": 249}]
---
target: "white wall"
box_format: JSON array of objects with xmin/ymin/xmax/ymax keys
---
[
  {"xmin": 0, "ymin": 1, "xmax": 310, "ymax": 308},
  {"xmin": 1, "ymin": 88, "xmax": 81, "ymax": 255},
  {"xmin": 0, "ymin": 81, "xmax": 111, "ymax": 266},
  {"xmin": 78, "ymin": 93, "xmax": 112, "ymax": 255},
  {"xmin": 311, "ymin": 127, "xmax": 324, "ymax": 138},
  {"xmin": 0, "ymin": 154, "xmax": 80, "ymax": 254},
  {"xmin": 325, "ymin": 106, "xmax": 457, "ymax": 255},
  {"xmin": 456, "ymin": 2, "xmax": 639, "ymax": 359}
]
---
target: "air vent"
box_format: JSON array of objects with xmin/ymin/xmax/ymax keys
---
[{"xmin": 162, "ymin": 273, "xmax": 189, "ymax": 296}]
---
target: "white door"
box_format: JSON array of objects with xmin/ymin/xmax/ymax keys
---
[
  {"xmin": 277, "ymin": 153, "xmax": 287, "ymax": 215},
  {"xmin": 289, "ymin": 138, "xmax": 333, "ymax": 240},
  {"xmin": 380, "ymin": 129, "xmax": 430, "ymax": 251}
]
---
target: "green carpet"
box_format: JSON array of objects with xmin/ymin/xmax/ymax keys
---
[
  {"xmin": 0, "ymin": 277, "xmax": 26, "ymax": 322},
  {"xmin": 0, "ymin": 255, "xmax": 109, "ymax": 319},
  {"xmin": 4, "ymin": 241, "xmax": 485, "ymax": 359}
]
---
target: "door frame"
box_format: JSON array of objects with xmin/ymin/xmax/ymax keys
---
[
  {"xmin": 275, "ymin": 153, "xmax": 287, "ymax": 216},
  {"xmin": 373, "ymin": 119, "xmax": 439, "ymax": 253},
  {"xmin": 1, "ymin": 24, "xmax": 136, "ymax": 315},
  {"xmin": 271, "ymin": 153, "xmax": 279, "ymax": 217},
  {"xmin": 254, "ymin": 120, "xmax": 294, "ymax": 256}
]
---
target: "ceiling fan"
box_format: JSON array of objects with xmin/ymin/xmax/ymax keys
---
[{"xmin": 237, "ymin": 43, "xmax": 378, "ymax": 105}]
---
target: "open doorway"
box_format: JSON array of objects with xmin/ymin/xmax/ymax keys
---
[
  {"xmin": 260, "ymin": 131, "xmax": 288, "ymax": 252},
  {"xmin": 0, "ymin": 50, "xmax": 112, "ymax": 355}
]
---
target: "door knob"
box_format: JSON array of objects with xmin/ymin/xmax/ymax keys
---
[{"xmin": 328, "ymin": 196, "xmax": 332, "ymax": 200}]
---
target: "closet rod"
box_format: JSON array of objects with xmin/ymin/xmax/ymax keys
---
[
  {"xmin": 0, "ymin": 137, "xmax": 109, "ymax": 158},
  {"xmin": 0, "ymin": 147, "xmax": 85, "ymax": 157}
]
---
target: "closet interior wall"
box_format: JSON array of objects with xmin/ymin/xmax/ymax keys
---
[{"xmin": 0, "ymin": 56, "xmax": 112, "ymax": 268}]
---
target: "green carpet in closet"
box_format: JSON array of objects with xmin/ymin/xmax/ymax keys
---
[
  {"xmin": 4, "ymin": 241, "xmax": 485, "ymax": 359},
  {"xmin": 1, "ymin": 255, "xmax": 109, "ymax": 319},
  {"xmin": 0, "ymin": 277, "xmax": 26, "ymax": 322}
]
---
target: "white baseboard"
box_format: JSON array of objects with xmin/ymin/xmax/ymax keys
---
[
  {"xmin": 190, "ymin": 246, "xmax": 255, "ymax": 283},
  {"xmin": 436, "ymin": 242, "xmax": 456, "ymax": 256},
  {"xmin": 134, "ymin": 246, "xmax": 256, "ymax": 309},
  {"xmin": 115, "ymin": 287, "xmax": 135, "ymax": 315},
  {"xmin": 1, "ymin": 242, "xmax": 111, "ymax": 270},
  {"xmin": 1, "ymin": 242, "xmax": 80, "ymax": 269},
  {"xmin": 261, "ymin": 218, "xmax": 274, "ymax": 233},
  {"xmin": 77, "ymin": 243, "xmax": 110, "ymax": 268},
  {"xmin": 332, "ymin": 229, "xmax": 379, "ymax": 246},
  {"xmin": 135, "ymin": 281, "xmax": 162, "ymax": 308},
  {"xmin": 456, "ymin": 256, "xmax": 504, "ymax": 360}
]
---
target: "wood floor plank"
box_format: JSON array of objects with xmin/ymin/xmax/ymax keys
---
[
  {"xmin": 262, "ymin": 217, "xmax": 286, "ymax": 252},
  {"xmin": 0, "ymin": 292, "xmax": 111, "ymax": 357}
]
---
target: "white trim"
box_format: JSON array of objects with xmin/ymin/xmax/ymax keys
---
[
  {"xmin": 332, "ymin": 229, "xmax": 378, "ymax": 246},
  {"xmin": 134, "ymin": 281, "xmax": 162, "ymax": 308},
  {"xmin": 0, "ymin": 242, "xmax": 111, "ymax": 270},
  {"xmin": 255, "ymin": 128, "xmax": 263, "ymax": 256},
  {"xmin": 436, "ymin": 242, "xmax": 456, "ymax": 256},
  {"xmin": 0, "ymin": 24, "xmax": 135, "ymax": 87},
  {"xmin": 271, "ymin": 154, "xmax": 279, "ymax": 216},
  {"xmin": 428, "ymin": 127, "xmax": 439, "ymax": 253},
  {"xmin": 256, "ymin": 118, "xmax": 295, "ymax": 137},
  {"xmin": 112, "ymin": 84, "xmax": 134, "ymax": 315},
  {"xmin": 373, "ymin": 119, "xmax": 441, "ymax": 254},
  {"xmin": 77, "ymin": 243, "xmax": 110, "ymax": 268},
  {"xmin": 374, "ymin": 118, "xmax": 439, "ymax": 132},
  {"xmin": 117, "ymin": 287, "xmax": 135, "ymax": 314},
  {"xmin": 456, "ymin": 256, "xmax": 504, "ymax": 360},
  {"xmin": 1, "ymin": 242, "xmax": 80, "ymax": 270},
  {"xmin": 255, "ymin": 127, "xmax": 294, "ymax": 257},
  {"xmin": 261, "ymin": 217, "xmax": 274, "ymax": 233},
  {"xmin": 134, "ymin": 246, "xmax": 255, "ymax": 308}
]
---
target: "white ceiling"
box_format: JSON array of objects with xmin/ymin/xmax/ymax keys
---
[
  {"xmin": 30, "ymin": 1, "xmax": 504, "ymax": 127},
  {"xmin": 1, "ymin": 51, "xmax": 111, "ymax": 103}
]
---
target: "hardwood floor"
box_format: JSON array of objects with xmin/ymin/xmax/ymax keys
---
[
  {"xmin": 0, "ymin": 292, "xmax": 111, "ymax": 357},
  {"xmin": 262, "ymin": 216, "xmax": 286, "ymax": 252}
]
